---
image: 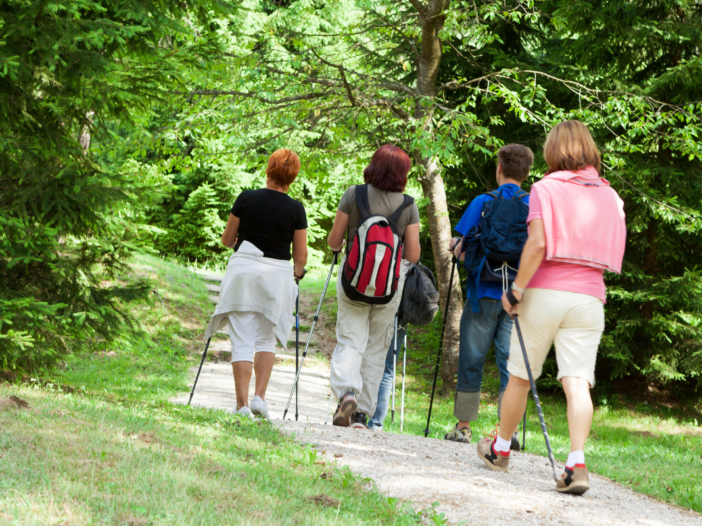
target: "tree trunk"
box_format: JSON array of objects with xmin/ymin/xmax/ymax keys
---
[
  {"xmin": 410, "ymin": 0, "xmax": 462, "ymax": 393},
  {"xmin": 419, "ymin": 157, "xmax": 463, "ymax": 393}
]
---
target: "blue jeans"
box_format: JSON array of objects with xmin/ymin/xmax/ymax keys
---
[
  {"xmin": 369, "ymin": 325, "xmax": 407, "ymax": 429},
  {"xmin": 454, "ymin": 297, "xmax": 512, "ymax": 422}
]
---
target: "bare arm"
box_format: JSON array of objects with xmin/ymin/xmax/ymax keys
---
[
  {"xmin": 327, "ymin": 209, "xmax": 349, "ymax": 252},
  {"xmin": 221, "ymin": 214, "xmax": 240, "ymax": 248},
  {"xmin": 292, "ymin": 229, "xmax": 308, "ymax": 278},
  {"xmin": 502, "ymin": 219, "xmax": 546, "ymax": 314},
  {"xmin": 403, "ymin": 223, "xmax": 421, "ymax": 264},
  {"xmin": 450, "ymin": 236, "xmax": 466, "ymax": 261}
]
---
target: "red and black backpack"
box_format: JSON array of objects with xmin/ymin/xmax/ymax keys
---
[{"xmin": 341, "ymin": 185, "xmax": 414, "ymax": 305}]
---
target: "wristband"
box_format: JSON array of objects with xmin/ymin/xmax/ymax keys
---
[
  {"xmin": 506, "ymin": 288, "xmax": 520, "ymax": 306},
  {"xmin": 511, "ymin": 282, "xmax": 525, "ymax": 294},
  {"xmin": 294, "ymin": 268, "xmax": 307, "ymax": 280}
]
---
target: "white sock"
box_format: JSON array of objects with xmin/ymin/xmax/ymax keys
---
[
  {"xmin": 494, "ymin": 435, "xmax": 512, "ymax": 454},
  {"xmin": 566, "ymin": 450, "xmax": 585, "ymax": 468}
]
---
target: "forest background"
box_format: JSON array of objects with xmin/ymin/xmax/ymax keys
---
[{"xmin": 2, "ymin": 0, "xmax": 702, "ymax": 396}]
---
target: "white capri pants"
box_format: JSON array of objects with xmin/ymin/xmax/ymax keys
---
[{"xmin": 228, "ymin": 311, "xmax": 277, "ymax": 363}]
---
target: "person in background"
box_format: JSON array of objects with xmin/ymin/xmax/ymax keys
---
[
  {"xmin": 368, "ymin": 322, "xmax": 407, "ymax": 431},
  {"xmin": 477, "ymin": 121, "xmax": 626, "ymax": 495},
  {"xmin": 203, "ymin": 149, "xmax": 308, "ymax": 420},
  {"xmin": 327, "ymin": 144, "xmax": 420, "ymax": 429},
  {"xmin": 445, "ymin": 144, "xmax": 534, "ymax": 446}
]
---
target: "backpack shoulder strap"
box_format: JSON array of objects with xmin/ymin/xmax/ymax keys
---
[
  {"xmin": 486, "ymin": 189, "xmax": 501, "ymax": 200},
  {"xmin": 513, "ymin": 189, "xmax": 529, "ymax": 201},
  {"xmin": 388, "ymin": 194, "xmax": 415, "ymax": 226},
  {"xmin": 355, "ymin": 184, "xmax": 372, "ymax": 220}
]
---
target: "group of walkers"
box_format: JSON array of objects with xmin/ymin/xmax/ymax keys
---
[{"xmin": 204, "ymin": 120, "xmax": 626, "ymax": 495}]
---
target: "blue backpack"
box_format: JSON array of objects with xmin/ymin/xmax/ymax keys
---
[{"xmin": 462, "ymin": 188, "xmax": 529, "ymax": 312}]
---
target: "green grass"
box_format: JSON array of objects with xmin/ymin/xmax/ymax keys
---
[
  {"xmin": 0, "ymin": 254, "xmax": 434, "ymax": 525},
  {"xmin": 0, "ymin": 384, "xmax": 430, "ymax": 525}
]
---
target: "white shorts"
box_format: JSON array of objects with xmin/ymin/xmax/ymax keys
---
[
  {"xmin": 507, "ymin": 288, "xmax": 604, "ymax": 387},
  {"xmin": 227, "ymin": 311, "xmax": 277, "ymax": 363}
]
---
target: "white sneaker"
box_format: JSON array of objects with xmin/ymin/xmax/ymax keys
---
[
  {"xmin": 237, "ymin": 406, "xmax": 254, "ymax": 419},
  {"xmin": 250, "ymin": 396, "xmax": 270, "ymax": 420}
]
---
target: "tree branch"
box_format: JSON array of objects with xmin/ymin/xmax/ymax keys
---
[
  {"xmin": 170, "ymin": 90, "xmax": 331, "ymax": 105},
  {"xmin": 408, "ymin": 0, "xmax": 427, "ymax": 17},
  {"xmin": 340, "ymin": 68, "xmax": 357, "ymax": 106}
]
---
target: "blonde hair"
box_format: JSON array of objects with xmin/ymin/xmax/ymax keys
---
[{"xmin": 543, "ymin": 120, "xmax": 600, "ymax": 173}]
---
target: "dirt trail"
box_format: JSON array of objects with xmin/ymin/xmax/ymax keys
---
[{"xmin": 171, "ymin": 275, "xmax": 336, "ymax": 422}]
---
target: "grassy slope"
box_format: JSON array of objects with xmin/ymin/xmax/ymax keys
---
[{"xmin": 0, "ymin": 255, "xmax": 429, "ymax": 526}]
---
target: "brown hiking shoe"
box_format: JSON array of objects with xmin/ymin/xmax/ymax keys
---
[
  {"xmin": 556, "ymin": 464, "xmax": 590, "ymax": 495},
  {"xmin": 476, "ymin": 437, "xmax": 510, "ymax": 472},
  {"xmin": 444, "ymin": 424, "xmax": 472, "ymax": 443},
  {"xmin": 332, "ymin": 392, "xmax": 357, "ymax": 427}
]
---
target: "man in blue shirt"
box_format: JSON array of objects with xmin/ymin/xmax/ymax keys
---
[{"xmin": 445, "ymin": 144, "xmax": 534, "ymax": 445}]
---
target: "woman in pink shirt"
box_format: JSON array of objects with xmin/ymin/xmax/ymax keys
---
[{"xmin": 476, "ymin": 121, "xmax": 626, "ymax": 495}]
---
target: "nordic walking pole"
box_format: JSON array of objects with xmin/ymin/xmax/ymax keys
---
[
  {"xmin": 187, "ymin": 337, "xmax": 212, "ymax": 406},
  {"xmin": 513, "ymin": 314, "xmax": 559, "ymax": 481},
  {"xmin": 522, "ymin": 411, "xmax": 527, "ymax": 451},
  {"xmin": 295, "ymin": 281, "xmax": 300, "ymax": 421},
  {"xmin": 424, "ymin": 256, "xmax": 457, "ymax": 437},
  {"xmin": 324, "ymin": 393, "xmax": 334, "ymax": 425},
  {"xmin": 391, "ymin": 313, "xmax": 398, "ymax": 424},
  {"xmin": 283, "ymin": 252, "xmax": 339, "ymax": 420},
  {"xmin": 400, "ymin": 330, "xmax": 407, "ymax": 432}
]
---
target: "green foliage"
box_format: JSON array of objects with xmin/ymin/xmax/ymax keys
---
[
  {"xmin": 0, "ymin": 0, "xmax": 233, "ymax": 370},
  {"xmin": 147, "ymin": 0, "xmax": 702, "ymax": 385},
  {"xmin": 4, "ymin": 0, "xmax": 702, "ymax": 386}
]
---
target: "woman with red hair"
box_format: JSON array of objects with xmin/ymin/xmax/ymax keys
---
[
  {"xmin": 327, "ymin": 144, "xmax": 421, "ymax": 429},
  {"xmin": 204, "ymin": 149, "xmax": 308, "ymax": 420}
]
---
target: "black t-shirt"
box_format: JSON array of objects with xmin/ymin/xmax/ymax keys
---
[{"xmin": 231, "ymin": 189, "xmax": 307, "ymax": 260}]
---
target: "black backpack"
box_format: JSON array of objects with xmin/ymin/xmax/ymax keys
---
[
  {"xmin": 462, "ymin": 188, "xmax": 529, "ymax": 313},
  {"xmin": 399, "ymin": 263, "xmax": 440, "ymax": 326}
]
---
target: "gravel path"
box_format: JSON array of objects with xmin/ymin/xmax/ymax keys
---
[
  {"xmin": 279, "ymin": 420, "xmax": 702, "ymax": 526},
  {"xmin": 170, "ymin": 360, "xmax": 332, "ymax": 422}
]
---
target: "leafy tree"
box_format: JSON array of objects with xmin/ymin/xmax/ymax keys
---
[
  {"xmin": 0, "ymin": 0, "xmax": 231, "ymax": 370},
  {"xmin": 109, "ymin": 0, "xmax": 702, "ymax": 389}
]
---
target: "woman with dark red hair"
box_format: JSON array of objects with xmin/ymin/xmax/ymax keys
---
[
  {"xmin": 327, "ymin": 144, "xmax": 421, "ymax": 429},
  {"xmin": 204, "ymin": 149, "xmax": 308, "ymax": 420}
]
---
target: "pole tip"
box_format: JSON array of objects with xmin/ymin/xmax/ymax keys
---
[{"xmin": 282, "ymin": 410, "xmax": 288, "ymax": 420}]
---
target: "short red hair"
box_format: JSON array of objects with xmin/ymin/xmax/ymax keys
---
[
  {"xmin": 363, "ymin": 144, "xmax": 411, "ymax": 193},
  {"xmin": 266, "ymin": 149, "xmax": 301, "ymax": 187}
]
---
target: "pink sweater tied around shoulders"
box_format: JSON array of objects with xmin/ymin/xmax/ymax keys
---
[{"xmin": 534, "ymin": 166, "xmax": 626, "ymax": 273}]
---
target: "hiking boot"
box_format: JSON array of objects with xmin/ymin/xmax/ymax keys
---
[
  {"xmin": 444, "ymin": 424, "xmax": 472, "ymax": 443},
  {"xmin": 332, "ymin": 392, "xmax": 357, "ymax": 427},
  {"xmin": 476, "ymin": 437, "xmax": 510, "ymax": 472},
  {"xmin": 250, "ymin": 395, "xmax": 270, "ymax": 420},
  {"xmin": 350, "ymin": 412, "xmax": 368, "ymax": 429},
  {"xmin": 556, "ymin": 464, "xmax": 590, "ymax": 495},
  {"xmin": 511, "ymin": 432, "xmax": 521, "ymax": 451}
]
